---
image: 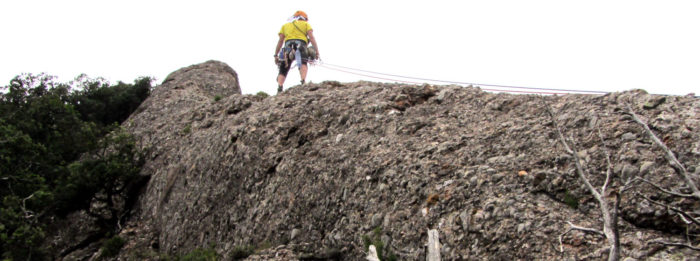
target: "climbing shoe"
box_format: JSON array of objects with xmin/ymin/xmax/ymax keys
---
[{"xmin": 277, "ymin": 85, "xmax": 283, "ymax": 94}]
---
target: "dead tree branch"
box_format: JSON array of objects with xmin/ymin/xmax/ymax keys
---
[
  {"xmin": 626, "ymin": 105, "xmax": 700, "ymax": 200},
  {"xmin": 639, "ymin": 194, "xmax": 700, "ymax": 226},
  {"xmin": 559, "ymin": 222, "xmax": 605, "ymax": 253},
  {"xmin": 637, "ymin": 177, "xmax": 696, "ymax": 198},
  {"xmin": 649, "ymin": 240, "xmax": 700, "ymax": 251},
  {"xmin": 596, "ymin": 126, "xmax": 614, "ymax": 195},
  {"xmin": 543, "ymin": 98, "xmax": 621, "ymax": 261},
  {"xmin": 567, "ymin": 221, "xmax": 605, "ymax": 236},
  {"xmin": 21, "ymin": 193, "xmax": 36, "ymax": 220}
]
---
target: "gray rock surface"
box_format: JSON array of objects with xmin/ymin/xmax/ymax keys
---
[{"xmin": 57, "ymin": 61, "xmax": 700, "ymax": 260}]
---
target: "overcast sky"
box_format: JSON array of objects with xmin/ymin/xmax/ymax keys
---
[{"xmin": 2, "ymin": 0, "xmax": 699, "ymax": 96}]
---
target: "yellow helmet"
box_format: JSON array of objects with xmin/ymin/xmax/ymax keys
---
[{"xmin": 294, "ymin": 10, "xmax": 308, "ymax": 21}]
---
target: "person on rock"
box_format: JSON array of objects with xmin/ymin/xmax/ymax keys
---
[{"xmin": 274, "ymin": 10, "xmax": 320, "ymax": 94}]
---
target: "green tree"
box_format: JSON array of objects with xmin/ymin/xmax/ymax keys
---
[
  {"xmin": 0, "ymin": 73, "xmax": 151, "ymax": 260},
  {"xmin": 0, "ymin": 121, "xmax": 54, "ymax": 260},
  {"xmin": 54, "ymin": 127, "xmax": 146, "ymax": 222},
  {"xmin": 70, "ymin": 75, "xmax": 152, "ymax": 127},
  {"xmin": 1, "ymin": 74, "xmax": 96, "ymax": 164}
]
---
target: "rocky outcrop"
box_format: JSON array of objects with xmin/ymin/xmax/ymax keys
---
[{"xmin": 105, "ymin": 61, "xmax": 699, "ymax": 260}]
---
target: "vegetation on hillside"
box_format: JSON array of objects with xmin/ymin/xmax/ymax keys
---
[{"xmin": 0, "ymin": 73, "xmax": 152, "ymax": 260}]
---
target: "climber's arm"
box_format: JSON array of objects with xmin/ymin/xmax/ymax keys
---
[
  {"xmin": 307, "ymin": 30, "xmax": 319, "ymax": 59},
  {"xmin": 275, "ymin": 33, "xmax": 285, "ymax": 56}
]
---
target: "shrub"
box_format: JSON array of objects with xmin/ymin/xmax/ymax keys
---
[
  {"xmin": 100, "ymin": 236, "xmax": 126, "ymax": 258},
  {"xmin": 180, "ymin": 246, "xmax": 219, "ymax": 261},
  {"xmin": 255, "ymin": 91, "xmax": 269, "ymax": 99},
  {"xmin": 230, "ymin": 245, "xmax": 254, "ymax": 260},
  {"xmin": 563, "ymin": 191, "xmax": 579, "ymax": 209}
]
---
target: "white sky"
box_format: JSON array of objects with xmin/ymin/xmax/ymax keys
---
[{"xmin": 1, "ymin": 0, "xmax": 699, "ymax": 96}]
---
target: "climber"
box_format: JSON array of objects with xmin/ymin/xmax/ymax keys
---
[{"xmin": 274, "ymin": 10, "xmax": 320, "ymax": 94}]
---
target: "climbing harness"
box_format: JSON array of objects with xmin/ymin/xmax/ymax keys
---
[{"xmin": 278, "ymin": 40, "xmax": 306, "ymax": 70}]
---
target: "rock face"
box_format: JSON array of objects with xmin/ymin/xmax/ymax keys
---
[{"xmin": 107, "ymin": 61, "xmax": 700, "ymax": 260}]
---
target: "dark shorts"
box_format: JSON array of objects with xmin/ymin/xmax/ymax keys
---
[{"xmin": 278, "ymin": 40, "xmax": 308, "ymax": 76}]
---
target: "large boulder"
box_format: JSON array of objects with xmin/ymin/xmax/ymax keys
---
[{"xmin": 103, "ymin": 62, "xmax": 700, "ymax": 260}]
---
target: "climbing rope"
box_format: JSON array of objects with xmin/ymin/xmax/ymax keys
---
[{"xmin": 314, "ymin": 61, "xmax": 610, "ymax": 95}]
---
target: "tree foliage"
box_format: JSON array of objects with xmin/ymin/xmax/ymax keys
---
[
  {"xmin": 0, "ymin": 73, "xmax": 152, "ymax": 260},
  {"xmin": 69, "ymin": 74, "xmax": 152, "ymax": 127}
]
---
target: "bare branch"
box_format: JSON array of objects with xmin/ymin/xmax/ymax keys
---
[
  {"xmin": 595, "ymin": 121, "xmax": 624, "ymax": 236},
  {"xmin": 559, "ymin": 222, "xmax": 605, "ymax": 253},
  {"xmin": 621, "ymin": 177, "xmax": 641, "ymax": 193},
  {"xmin": 639, "ymin": 194, "xmax": 700, "ymax": 226},
  {"xmin": 542, "ymin": 98, "xmax": 621, "ymax": 261},
  {"xmin": 596, "ymin": 126, "xmax": 615, "ymax": 194},
  {"xmin": 543, "ymin": 101, "xmax": 601, "ymax": 200},
  {"xmin": 567, "ymin": 221, "xmax": 605, "ymax": 237},
  {"xmin": 638, "ymin": 177, "xmax": 696, "ymax": 198},
  {"xmin": 678, "ymin": 213, "xmax": 694, "ymax": 225},
  {"xmin": 559, "ymin": 227, "xmax": 572, "ymax": 253},
  {"xmin": 627, "ymin": 105, "xmax": 700, "ymax": 200},
  {"xmin": 21, "ymin": 193, "xmax": 35, "ymax": 217},
  {"xmin": 649, "ymin": 240, "xmax": 700, "ymax": 251}
]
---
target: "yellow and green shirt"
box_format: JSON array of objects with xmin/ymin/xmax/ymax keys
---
[{"xmin": 279, "ymin": 20, "xmax": 312, "ymax": 43}]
